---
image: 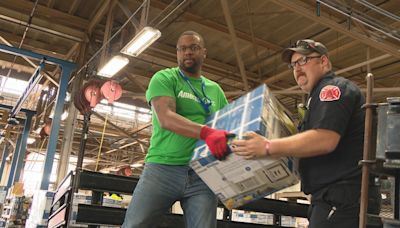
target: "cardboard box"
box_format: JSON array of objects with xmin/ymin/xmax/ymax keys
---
[
  {"xmin": 9, "ymin": 182, "xmax": 24, "ymax": 196},
  {"xmin": 191, "ymin": 84, "xmax": 299, "ymax": 209}
]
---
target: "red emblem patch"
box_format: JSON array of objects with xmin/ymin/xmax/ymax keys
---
[{"xmin": 319, "ymin": 85, "xmax": 341, "ymax": 101}]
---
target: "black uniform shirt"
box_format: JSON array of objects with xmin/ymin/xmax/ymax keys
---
[{"xmin": 299, "ymin": 71, "xmax": 365, "ymax": 194}]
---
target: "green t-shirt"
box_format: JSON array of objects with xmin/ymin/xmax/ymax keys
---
[{"xmin": 145, "ymin": 67, "xmax": 228, "ymax": 165}]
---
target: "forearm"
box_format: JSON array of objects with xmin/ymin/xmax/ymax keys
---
[
  {"xmin": 269, "ymin": 129, "xmax": 340, "ymax": 158},
  {"xmin": 158, "ymin": 109, "xmax": 203, "ymax": 138},
  {"xmin": 151, "ymin": 96, "xmax": 204, "ymax": 138}
]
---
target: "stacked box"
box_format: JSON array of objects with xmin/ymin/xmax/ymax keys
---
[
  {"xmin": 191, "ymin": 84, "xmax": 299, "ymax": 209},
  {"xmin": 70, "ymin": 193, "xmax": 91, "ymax": 227},
  {"xmin": 8, "ymin": 182, "xmax": 24, "ymax": 197},
  {"xmin": 281, "ymin": 216, "xmax": 297, "ymax": 227},
  {"xmin": 26, "ymin": 190, "xmax": 55, "ymax": 227},
  {"xmin": 102, "ymin": 197, "xmax": 122, "ymax": 208},
  {"xmin": 0, "ymin": 186, "xmax": 7, "ymax": 205},
  {"xmin": 2, "ymin": 196, "xmax": 32, "ymax": 227},
  {"xmin": 231, "ymin": 210, "xmax": 274, "ymax": 225}
]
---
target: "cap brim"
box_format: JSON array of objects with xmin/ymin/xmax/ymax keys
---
[{"xmin": 281, "ymin": 47, "xmax": 313, "ymax": 63}]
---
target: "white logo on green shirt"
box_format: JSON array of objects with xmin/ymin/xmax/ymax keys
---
[{"xmin": 178, "ymin": 90, "xmax": 200, "ymax": 103}]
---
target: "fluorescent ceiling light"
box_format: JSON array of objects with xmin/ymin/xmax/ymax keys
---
[
  {"xmin": 34, "ymin": 127, "xmax": 43, "ymax": 134},
  {"xmin": 120, "ymin": 27, "xmax": 161, "ymax": 57},
  {"xmin": 27, "ymin": 137, "xmax": 36, "ymax": 144},
  {"xmin": 61, "ymin": 111, "xmax": 69, "ymax": 120},
  {"xmin": 65, "ymin": 92, "xmax": 71, "ymax": 102},
  {"xmin": 131, "ymin": 163, "xmax": 143, "ymax": 168},
  {"xmin": 97, "ymin": 55, "xmax": 129, "ymax": 78}
]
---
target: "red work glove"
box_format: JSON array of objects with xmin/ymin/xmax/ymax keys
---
[{"xmin": 200, "ymin": 126, "xmax": 229, "ymax": 160}]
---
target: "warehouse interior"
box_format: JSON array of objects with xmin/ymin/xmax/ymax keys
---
[{"xmin": 0, "ymin": 0, "xmax": 399, "ymax": 227}]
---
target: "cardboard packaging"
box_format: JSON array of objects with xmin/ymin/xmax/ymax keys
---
[
  {"xmin": 10, "ymin": 182, "xmax": 24, "ymax": 196},
  {"xmin": 191, "ymin": 84, "xmax": 299, "ymax": 209}
]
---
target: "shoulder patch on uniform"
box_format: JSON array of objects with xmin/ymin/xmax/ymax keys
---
[{"xmin": 319, "ymin": 85, "xmax": 341, "ymax": 101}]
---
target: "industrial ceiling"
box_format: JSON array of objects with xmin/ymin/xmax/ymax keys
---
[{"xmin": 0, "ymin": 0, "xmax": 399, "ymax": 176}]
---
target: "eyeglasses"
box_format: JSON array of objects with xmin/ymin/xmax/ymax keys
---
[
  {"xmin": 288, "ymin": 55, "xmax": 321, "ymax": 69},
  {"xmin": 176, "ymin": 44, "xmax": 202, "ymax": 52}
]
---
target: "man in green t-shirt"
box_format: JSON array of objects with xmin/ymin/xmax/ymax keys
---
[{"xmin": 122, "ymin": 31, "xmax": 229, "ymax": 228}]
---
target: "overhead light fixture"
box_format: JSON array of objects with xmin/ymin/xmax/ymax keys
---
[
  {"xmin": 97, "ymin": 55, "xmax": 129, "ymax": 78},
  {"xmin": 65, "ymin": 92, "xmax": 71, "ymax": 102},
  {"xmin": 34, "ymin": 127, "xmax": 43, "ymax": 134},
  {"xmin": 131, "ymin": 163, "xmax": 143, "ymax": 168},
  {"xmin": 27, "ymin": 137, "xmax": 36, "ymax": 144},
  {"xmin": 120, "ymin": 26, "xmax": 161, "ymax": 57},
  {"xmin": 61, "ymin": 111, "xmax": 69, "ymax": 121}
]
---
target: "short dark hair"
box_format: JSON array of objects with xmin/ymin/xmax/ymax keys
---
[{"xmin": 178, "ymin": 31, "xmax": 205, "ymax": 47}]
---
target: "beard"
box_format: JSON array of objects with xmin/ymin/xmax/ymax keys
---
[{"xmin": 179, "ymin": 58, "xmax": 202, "ymax": 74}]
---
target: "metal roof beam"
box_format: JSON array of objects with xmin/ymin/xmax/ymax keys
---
[
  {"xmin": 270, "ymin": 0, "xmax": 400, "ymax": 59},
  {"xmin": 220, "ymin": 0, "xmax": 249, "ymax": 90}
]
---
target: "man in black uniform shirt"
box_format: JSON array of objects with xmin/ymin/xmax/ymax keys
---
[{"xmin": 231, "ymin": 39, "xmax": 381, "ymax": 228}]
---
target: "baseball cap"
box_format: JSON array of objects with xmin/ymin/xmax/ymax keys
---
[{"xmin": 281, "ymin": 39, "xmax": 328, "ymax": 63}]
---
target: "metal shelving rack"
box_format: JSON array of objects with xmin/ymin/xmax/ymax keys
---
[
  {"xmin": 360, "ymin": 73, "xmax": 400, "ymax": 228},
  {"xmin": 47, "ymin": 169, "xmax": 138, "ymax": 227},
  {"xmin": 373, "ymin": 97, "xmax": 400, "ymax": 228},
  {"xmin": 47, "ymin": 169, "xmax": 309, "ymax": 228}
]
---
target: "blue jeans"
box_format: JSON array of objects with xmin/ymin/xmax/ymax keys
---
[{"xmin": 122, "ymin": 163, "xmax": 217, "ymax": 228}]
